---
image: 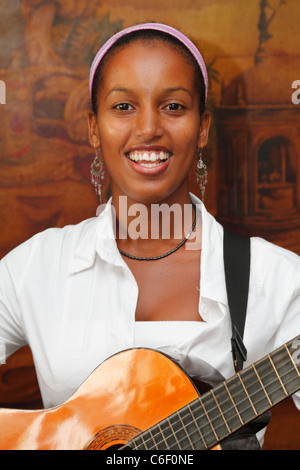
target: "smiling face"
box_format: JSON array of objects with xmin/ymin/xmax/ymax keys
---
[{"xmin": 87, "ymin": 39, "xmax": 211, "ymax": 206}]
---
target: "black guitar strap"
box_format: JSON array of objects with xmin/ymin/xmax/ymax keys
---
[
  {"xmin": 223, "ymin": 230, "xmax": 250, "ymax": 372},
  {"xmin": 222, "ymin": 231, "xmax": 272, "ymax": 450}
]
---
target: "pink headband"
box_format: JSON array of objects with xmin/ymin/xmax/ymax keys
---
[{"xmin": 89, "ymin": 23, "xmax": 208, "ymax": 104}]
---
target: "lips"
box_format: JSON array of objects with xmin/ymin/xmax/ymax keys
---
[{"xmin": 125, "ymin": 149, "xmax": 172, "ymax": 174}]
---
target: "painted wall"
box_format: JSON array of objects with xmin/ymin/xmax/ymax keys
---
[{"xmin": 0, "ymin": 0, "xmax": 299, "ymax": 256}]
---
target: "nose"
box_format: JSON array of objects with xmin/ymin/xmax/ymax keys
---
[{"xmin": 134, "ymin": 105, "xmax": 164, "ymax": 141}]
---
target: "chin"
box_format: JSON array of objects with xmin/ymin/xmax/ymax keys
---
[
  {"xmin": 129, "ymin": 188, "xmax": 179, "ymax": 206},
  {"xmin": 112, "ymin": 177, "xmax": 189, "ymax": 206}
]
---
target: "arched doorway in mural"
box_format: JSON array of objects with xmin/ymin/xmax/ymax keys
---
[{"xmin": 256, "ymin": 136, "xmax": 297, "ymax": 214}]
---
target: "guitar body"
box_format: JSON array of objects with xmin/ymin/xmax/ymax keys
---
[{"xmin": 0, "ymin": 348, "xmax": 220, "ymax": 450}]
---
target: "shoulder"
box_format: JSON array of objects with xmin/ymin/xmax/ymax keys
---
[
  {"xmin": 1, "ymin": 217, "xmax": 98, "ymax": 274},
  {"xmin": 251, "ymin": 236, "xmax": 300, "ymax": 269},
  {"xmin": 250, "ymin": 236, "xmax": 300, "ymax": 294}
]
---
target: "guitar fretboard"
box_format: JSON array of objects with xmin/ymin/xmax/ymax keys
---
[{"xmin": 130, "ymin": 336, "xmax": 300, "ymax": 450}]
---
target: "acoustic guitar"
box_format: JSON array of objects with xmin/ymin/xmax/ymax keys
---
[{"xmin": 0, "ymin": 335, "xmax": 299, "ymax": 450}]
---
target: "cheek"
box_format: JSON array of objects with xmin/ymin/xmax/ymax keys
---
[
  {"xmin": 98, "ymin": 119, "xmax": 130, "ymax": 155},
  {"xmin": 169, "ymin": 123, "xmax": 199, "ymax": 156},
  {"xmin": 99, "ymin": 118, "xmax": 121, "ymax": 139}
]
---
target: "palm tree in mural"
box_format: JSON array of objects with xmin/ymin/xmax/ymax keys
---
[
  {"xmin": 206, "ymin": 58, "xmax": 220, "ymax": 106},
  {"xmin": 256, "ymin": 0, "xmax": 286, "ymax": 62},
  {"xmin": 54, "ymin": 12, "xmax": 123, "ymax": 68}
]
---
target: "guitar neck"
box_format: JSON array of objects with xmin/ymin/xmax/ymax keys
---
[{"xmin": 132, "ymin": 335, "xmax": 300, "ymax": 450}]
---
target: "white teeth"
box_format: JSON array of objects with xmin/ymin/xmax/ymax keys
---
[
  {"xmin": 140, "ymin": 162, "xmax": 160, "ymax": 168},
  {"xmin": 127, "ymin": 151, "xmax": 170, "ymax": 162}
]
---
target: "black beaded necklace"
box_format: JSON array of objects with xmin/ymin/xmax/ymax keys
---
[{"xmin": 118, "ymin": 203, "xmax": 197, "ymax": 261}]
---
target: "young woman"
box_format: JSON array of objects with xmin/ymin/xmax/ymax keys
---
[{"xmin": 0, "ymin": 23, "xmax": 299, "ymax": 450}]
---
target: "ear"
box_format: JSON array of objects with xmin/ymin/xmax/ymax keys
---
[
  {"xmin": 87, "ymin": 111, "xmax": 101, "ymax": 148},
  {"xmin": 197, "ymin": 110, "xmax": 211, "ymax": 149}
]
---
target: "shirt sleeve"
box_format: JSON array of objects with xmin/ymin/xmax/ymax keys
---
[{"xmin": 0, "ymin": 247, "xmax": 28, "ymax": 364}]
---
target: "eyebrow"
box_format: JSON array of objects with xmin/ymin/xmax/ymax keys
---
[
  {"xmin": 107, "ymin": 87, "xmax": 130, "ymax": 96},
  {"xmin": 165, "ymin": 87, "xmax": 193, "ymax": 99},
  {"xmin": 106, "ymin": 86, "xmax": 193, "ymax": 100}
]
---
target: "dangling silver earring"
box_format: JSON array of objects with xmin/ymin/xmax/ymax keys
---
[
  {"xmin": 196, "ymin": 146, "xmax": 208, "ymax": 201},
  {"xmin": 91, "ymin": 146, "xmax": 105, "ymax": 203}
]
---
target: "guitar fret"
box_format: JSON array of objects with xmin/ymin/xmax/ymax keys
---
[
  {"xmin": 154, "ymin": 409, "xmax": 199, "ymax": 450},
  {"xmin": 166, "ymin": 416, "xmax": 182, "ymax": 449},
  {"xmin": 237, "ymin": 372, "xmax": 258, "ymax": 416},
  {"xmin": 285, "ymin": 343, "xmax": 300, "ymax": 379},
  {"xmin": 187, "ymin": 402, "xmax": 208, "ymax": 449},
  {"xmin": 151, "ymin": 402, "xmax": 212, "ymax": 451},
  {"xmin": 139, "ymin": 421, "xmax": 176, "ymax": 450},
  {"xmin": 251, "ymin": 364, "xmax": 273, "ymax": 407},
  {"xmin": 157, "ymin": 423, "xmax": 168, "ymax": 449},
  {"xmin": 130, "ymin": 438, "xmax": 139, "ymax": 450},
  {"xmin": 198, "ymin": 396, "xmax": 219, "ymax": 442},
  {"xmin": 148, "ymin": 429, "xmax": 159, "ymax": 450},
  {"xmin": 200, "ymin": 391, "xmax": 230, "ymax": 442},
  {"xmin": 156, "ymin": 418, "xmax": 177, "ymax": 450},
  {"xmin": 271, "ymin": 344, "xmax": 300, "ymax": 395},
  {"xmin": 177, "ymin": 403, "xmax": 208, "ymax": 450},
  {"xmin": 225, "ymin": 374, "xmax": 258, "ymax": 424},
  {"xmin": 240, "ymin": 364, "xmax": 272, "ymax": 414},
  {"xmin": 212, "ymin": 382, "xmax": 243, "ymax": 433},
  {"xmin": 133, "ymin": 431, "xmax": 147, "ymax": 450},
  {"xmin": 224, "ymin": 381, "xmax": 244, "ymax": 425},
  {"xmin": 140, "ymin": 432, "xmax": 148, "ymax": 449},
  {"xmin": 176, "ymin": 412, "xmax": 195, "ymax": 449},
  {"xmin": 267, "ymin": 354, "xmax": 288, "ymax": 396},
  {"xmin": 210, "ymin": 389, "xmax": 231, "ymax": 434},
  {"xmin": 139, "ymin": 425, "xmax": 169, "ymax": 450},
  {"xmin": 254, "ymin": 356, "xmax": 286, "ymax": 405}
]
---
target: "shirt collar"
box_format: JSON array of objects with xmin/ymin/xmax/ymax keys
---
[
  {"xmin": 193, "ymin": 195, "xmax": 228, "ymax": 307},
  {"xmin": 69, "ymin": 198, "xmax": 126, "ymax": 274},
  {"xmin": 95, "ymin": 199, "xmax": 126, "ymax": 267},
  {"xmin": 70, "ymin": 194, "xmax": 228, "ymax": 307},
  {"xmin": 68, "ymin": 217, "xmax": 98, "ymax": 274}
]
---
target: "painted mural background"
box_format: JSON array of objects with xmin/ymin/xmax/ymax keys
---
[{"xmin": 0, "ymin": 0, "xmax": 299, "ymax": 449}]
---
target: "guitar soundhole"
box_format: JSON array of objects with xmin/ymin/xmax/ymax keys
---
[{"xmin": 84, "ymin": 424, "xmax": 141, "ymax": 450}]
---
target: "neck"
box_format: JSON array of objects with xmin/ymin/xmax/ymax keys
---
[{"xmin": 111, "ymin": 192, "xmax": 200, "ymax": 257}]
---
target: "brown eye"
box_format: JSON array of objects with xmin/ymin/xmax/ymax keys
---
[
  {"xmin": 165, "ymin": 103, "xmax": 184, "ymax": 111},
  {"xmin": 114, "ymin": 103, "xmax": 133, "ymax": 111}
]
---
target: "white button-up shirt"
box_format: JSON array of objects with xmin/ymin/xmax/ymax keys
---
[{"xmin": 0, "ymin": 194, "xmax": 299, "ymax": 427}]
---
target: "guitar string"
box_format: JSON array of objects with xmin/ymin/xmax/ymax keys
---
[
  {"xmin": 120, "ymin": 358, "xmax": 297, "ymax": 450},
  {"xmin": 130, "ymin": 367, "xmax": 299, "ymax": 451},
  {"xmin": 155, "ymin": 365, "xmax": 300, "ymax": 450},
  {"xmin": 122, "ymin": 360, "xmax": 299, "ymax": 450},
  {"xmin": 137, "ymin": 372, "xmax": 298, "ymax": 449},
  {"xmin": 152, "ymin": 364, "xmax": 300, "ymax": 450},
  {"xmin": 118, "ymin": 352, "xmax": 299, "ymax": 450}
]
